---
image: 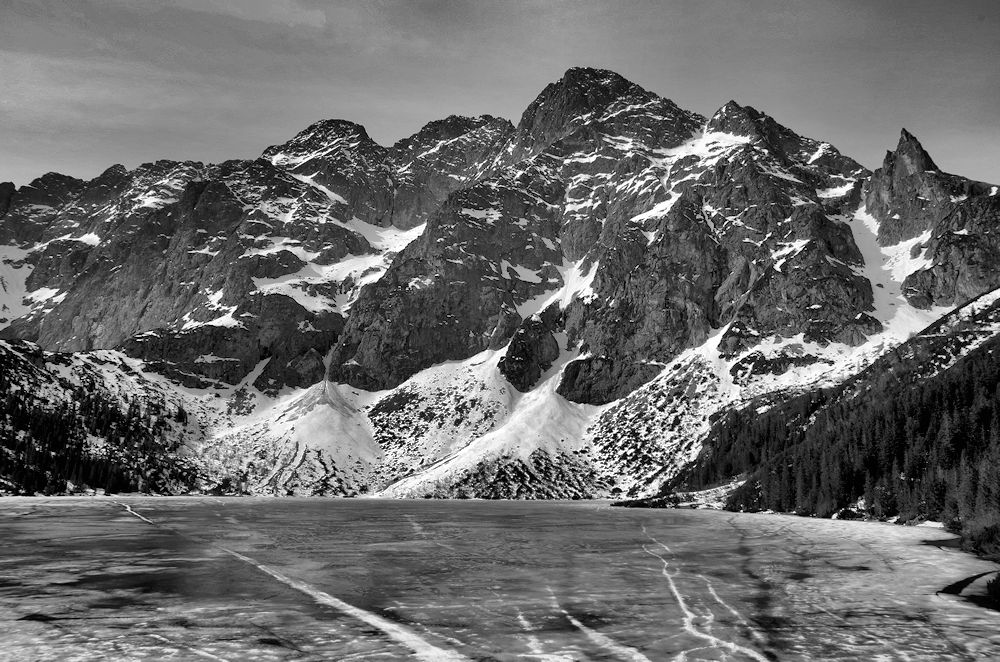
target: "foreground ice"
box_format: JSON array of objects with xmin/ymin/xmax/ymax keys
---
[{"xmin": 1, "ymin": 498, "xmax": 998, "ymax": 660}]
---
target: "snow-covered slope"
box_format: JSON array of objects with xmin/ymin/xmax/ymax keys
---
[{"xmin": 2, "ymin": 67, "xmax": 998, "ymax": 498}]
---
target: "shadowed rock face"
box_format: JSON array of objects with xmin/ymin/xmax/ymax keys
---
[
  {"xmin": 903, "ymin": 196, "xmax": 1000, "ymax": 309},
  {"xmin": 389, "ymin": 114, "xmax": 515, "ymax": 230},
  {"xmin": 856, "ymin": 129, "xmax": 1000, "ymax": 309},
  {"xmin": 0, "ymin": 113, "xmax": 515, "ymax": 391},
  {"xmin": 0, "ymin": 182, "xmax": 16, "ymax": 218},
  {"xmin": 498, "ymin": 307, "xmax": 562, "ymax": 392},
  {"xmin": 557, "ymin": 357, "xmax": 665, "ymax": 405},
  {"xmin": 327, "ymin": 174, "xmax": 565, "ymax": 390},
  {"xmin": 262, "ymin": 119, "xmax": 395, "ymax": 228},
  {"xmin": 510, "ymin": 67, "xmax": 643, "ymax": 161},
  {"xmin": 548, "ymin": 102, "xmax": 882, "ymax": 402},
  {"xmin": 0, "ymin": 172, "xmax": 87, "ymax": 245},
  {"xmin": 120, "ymin": 293, "xmax": 342, "ymax": 394},
  {"xmin": 3, "ymin": 66, "xmax": 998, "ymax": 413},
  {"xmin": 864, "ymin": 129, "xmax": 994, "ymax": 245},
  {"xmin": 321, "ymin": 82, "xmax": 894, "ymax": 402}
]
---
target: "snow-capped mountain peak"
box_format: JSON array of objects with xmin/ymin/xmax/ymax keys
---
[{"xmin": 3, "ymin": 67, "xmax": 998, "ymax": 500}]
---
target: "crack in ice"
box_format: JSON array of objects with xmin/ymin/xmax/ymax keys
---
[
  {"xmin": 114, "ymin": 501, "xmax": 155, "ymax": 525},
  {"xmin": 146, "ymin": 633, "xmax": 231, "ymax": 661},
  {"xmin": 115, "ymin": 502, "xmax": 470, "ymax": 662},
  {"xmin": 641, "ymin": 525, "xmax": 769, "ymax": 662},
  {"xmin": 699, "ymin": 574, "xmax": 768, "ymax": 647},
  {"xmin": 515, "ymin": 608, "xmax": 550, "ymax": 658},
  {"xmin": 545, "ymin": 586, "xmax": 653, "ymax": 661}
]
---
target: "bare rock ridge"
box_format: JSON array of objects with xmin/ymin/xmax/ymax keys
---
[
  {"xmin": 0, "ymin": 111, "xmax": 514, "ymax": 396},
  {"xmin": 555, "ymin": 99, "xmax": 880, "ymax": 403},
  {"xmin": 858, "ymin": 129, "xmax": 1000, "ymax": 309},
  {"xmin": 390, "ymin": 114, "xmax": 515, "ymax": 229},
  {"xmin": 902, "ymin": 195, "xmax": 1000, "ymax": 309},
  {"xmin": 0, "ymin": 182, "xmax": 15, "ymax": 218},
  {"xmin": 865, "ymin": 128, "xmax": 995, "ymax": 244},
  {"xmin": 2, "ymin": 66, "xmax": 1000, "ymax": 498},
  {"xmin": 327, "ymin": 67, "xmax": 707, "ymax": 393}
]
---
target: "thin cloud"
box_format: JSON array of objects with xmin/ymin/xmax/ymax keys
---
[
  {"xmin": 0, "ymin": 0, "xmax": 997, "ymax": 186},
  {"xmin": 109, "ymin": 0, "xmax": 327, "ymax": 28}
]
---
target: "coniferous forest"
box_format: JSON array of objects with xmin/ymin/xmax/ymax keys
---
[
  {"xmin": 675, "ymin": 332, "xmax": 1000, "ymax": 555},
  {"xmin": 0, "ymin": 343, "xmax": 198, "ymax": 495}
]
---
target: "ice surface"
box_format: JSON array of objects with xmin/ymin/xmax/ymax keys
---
[{"xmin": 2, "ymin": 499, "xmax": 998, "ymax": 661}]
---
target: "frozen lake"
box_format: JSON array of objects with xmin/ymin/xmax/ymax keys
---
[{"xmin": 1, "ymin": 498, "xmax": 999, "ymax": 660}]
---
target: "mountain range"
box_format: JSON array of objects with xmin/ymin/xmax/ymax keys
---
[{"xmin": 3, "ymin": 68, "xmax": 999, "ymax": 520}]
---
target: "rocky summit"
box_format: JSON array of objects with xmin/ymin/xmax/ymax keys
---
[{"xmin": 2, "ymin": 67, "xmax": 999, "ymax": 499}]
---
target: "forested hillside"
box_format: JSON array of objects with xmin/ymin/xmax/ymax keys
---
[
  {"xmin": 671, "ymin": 292, "xmax": 1000, "ymax": 553},
  {"xmin": 0, "ymin": 341, "xmax": 199, "ymax": 494}
]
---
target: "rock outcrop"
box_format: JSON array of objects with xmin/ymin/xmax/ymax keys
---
[
  {"xmin": 2, "ymin": 66, "xmax": 998, "ymax": 499},
  {"xmin": 498, "ymin": 306, "xmax": 562, "ymax": 392},
  {"xmin": 864, "ymin": 129, "xmax": 994, "ymax": 245},
  {"xmin": 903, "ymin": 196, "xmax": 1000, "ymax": 308}
]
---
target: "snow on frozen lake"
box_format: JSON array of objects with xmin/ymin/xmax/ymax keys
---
[{"xmin": 1, "ymin": 498, "xmax": 998, "ymax": 660}]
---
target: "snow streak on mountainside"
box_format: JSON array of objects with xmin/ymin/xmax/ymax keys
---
[
  {"xmin": 2, "ymin": 67, "xmax": 998, "ymax": 497},
  {"xmin": 663, "ymin": 284, "xmax": 1000, "ymax": 554}
]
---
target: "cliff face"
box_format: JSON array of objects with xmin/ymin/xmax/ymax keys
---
[{"xmin": 2, "ymin": 67, "xmax": 998, "ymax": 498}]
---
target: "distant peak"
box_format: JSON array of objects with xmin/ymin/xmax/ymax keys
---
[
  {"xmin": 300, "ymin": 118, "xmax": 372, "ymax": 140},
  {"xmin": 510, "ymin": 66, "xmax": 700, "ymax": 159},
  {"xmin": 518, "ymin": 67, "xmax": 642, "ymax": 130},
  {"xmin": 261, "ymin": 118, "xmax": 382, "ymax": 163},
  {"xmin": 98, "ymin": 164, "xmax": 129, "ymax": 178},
  {"xmin": 889, "ymin": 128, "xmax": 938, "ymax": 173},
  {"xmin": 27, "ymin": 172, "xmax": 85, "ymax": 190},
  {"xmin": 552, "ymin": 67, "xmax": 638, "ymax": 99},
  {"xmin": 392, "ymin": 114, "xmax": 514, "ymax": 153},
  {"xmin": 897, "ymin": 127, "xmax": 930, "ymax": 154},
  {"xmin": 710, "ymin": 100, "xmax": 771, "ymax": 122},
  {"xmin": 561, "ymin": 66, "xmax": 627, "ymax": 82},
  {"xmin": 707, "ymin": 100, "xmax": 769, "ymax": 137},
  {"xmin": 473, "ymin": 113, "xmax": 512, "ymax": 126},
  {"xmin": 426, "ymin": 114, "xmax": 509, "ymax": 133},
  {"xmin": 272, "ymin": 119, "xmax": 379, "ymax": 152},
  {"xmin": 716, "ymin": 100, "xmax": 744, "ymax": 115}
]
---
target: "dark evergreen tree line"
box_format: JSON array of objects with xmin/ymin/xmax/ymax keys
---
[
  {"xmin": 676, "ymin": 336, "xmax": 1000, "ymax": 554},
  {"xmin": 0, "ymin": 347, "xmax": 198, "ymax": 495}
]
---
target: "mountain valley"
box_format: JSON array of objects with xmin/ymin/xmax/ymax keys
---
[{"xmin": 3, "ymin": 68, "xmax": 999, "ymax": 527}]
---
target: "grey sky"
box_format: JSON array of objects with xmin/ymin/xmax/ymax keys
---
[{"xmin": 2, "ymin": 0, "xmax": 998, "ymax": 186}]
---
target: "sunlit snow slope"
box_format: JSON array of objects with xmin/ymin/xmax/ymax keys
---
[{"xmin": 2, "ymin": 67, "xmax": 999, "ymax": 497}]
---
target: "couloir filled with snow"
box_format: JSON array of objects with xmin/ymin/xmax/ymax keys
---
[{"xmin": 5, "ymin": 69, "xmax": 999, "ymax": 501}]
